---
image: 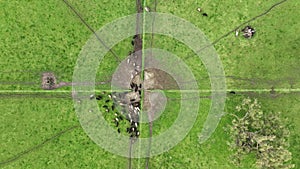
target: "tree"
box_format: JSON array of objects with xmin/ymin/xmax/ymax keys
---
[{"xmin": 226, "ymin": 97, "xmax": 294, "ymax": 169}]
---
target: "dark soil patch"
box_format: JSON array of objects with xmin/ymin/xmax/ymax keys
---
[
  {"xmin": 41, "ymin": 72, "xmax": 71, "ymax": 90},
  {"xmin": 41, "ymin": 72, "xmax": 57, "ymax": 90}
]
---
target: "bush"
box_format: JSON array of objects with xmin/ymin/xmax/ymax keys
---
[{"xmin": 226, "ymin": 98, "xmax": 294, "ymax": 169}]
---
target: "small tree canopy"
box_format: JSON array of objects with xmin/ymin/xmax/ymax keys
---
[{"xmin": 226, "ymin": 98, "xmax": 294, "ymax": 169}]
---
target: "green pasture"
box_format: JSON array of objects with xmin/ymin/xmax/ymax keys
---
[{"xmin": 0, "ymin": 0, "xmax": 299, "ymax": 168}]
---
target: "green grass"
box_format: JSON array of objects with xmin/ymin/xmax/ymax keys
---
[{"xmin": 1, "ymin": 0, "xmax": 299, "ymax": 168}]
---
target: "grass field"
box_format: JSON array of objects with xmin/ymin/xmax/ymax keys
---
[{"xmin": 0, "ymin": 0, "xmax": 299, "ymax": 168}]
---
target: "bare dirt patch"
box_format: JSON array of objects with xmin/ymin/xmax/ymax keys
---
[
  {"xmin": 41, "ymin": 72, "xmax": 71, "ymax": 90},
  {"xmin": 41, "ymin": 72, "xmax": 57, "ymax": 90},
  {"xmin": 132, "ymin": 68, "xmax": 179, "ymax": 90},
  {"xmin": 130, "ymin": 68, "xmax": 178, "ymax": 119}
]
